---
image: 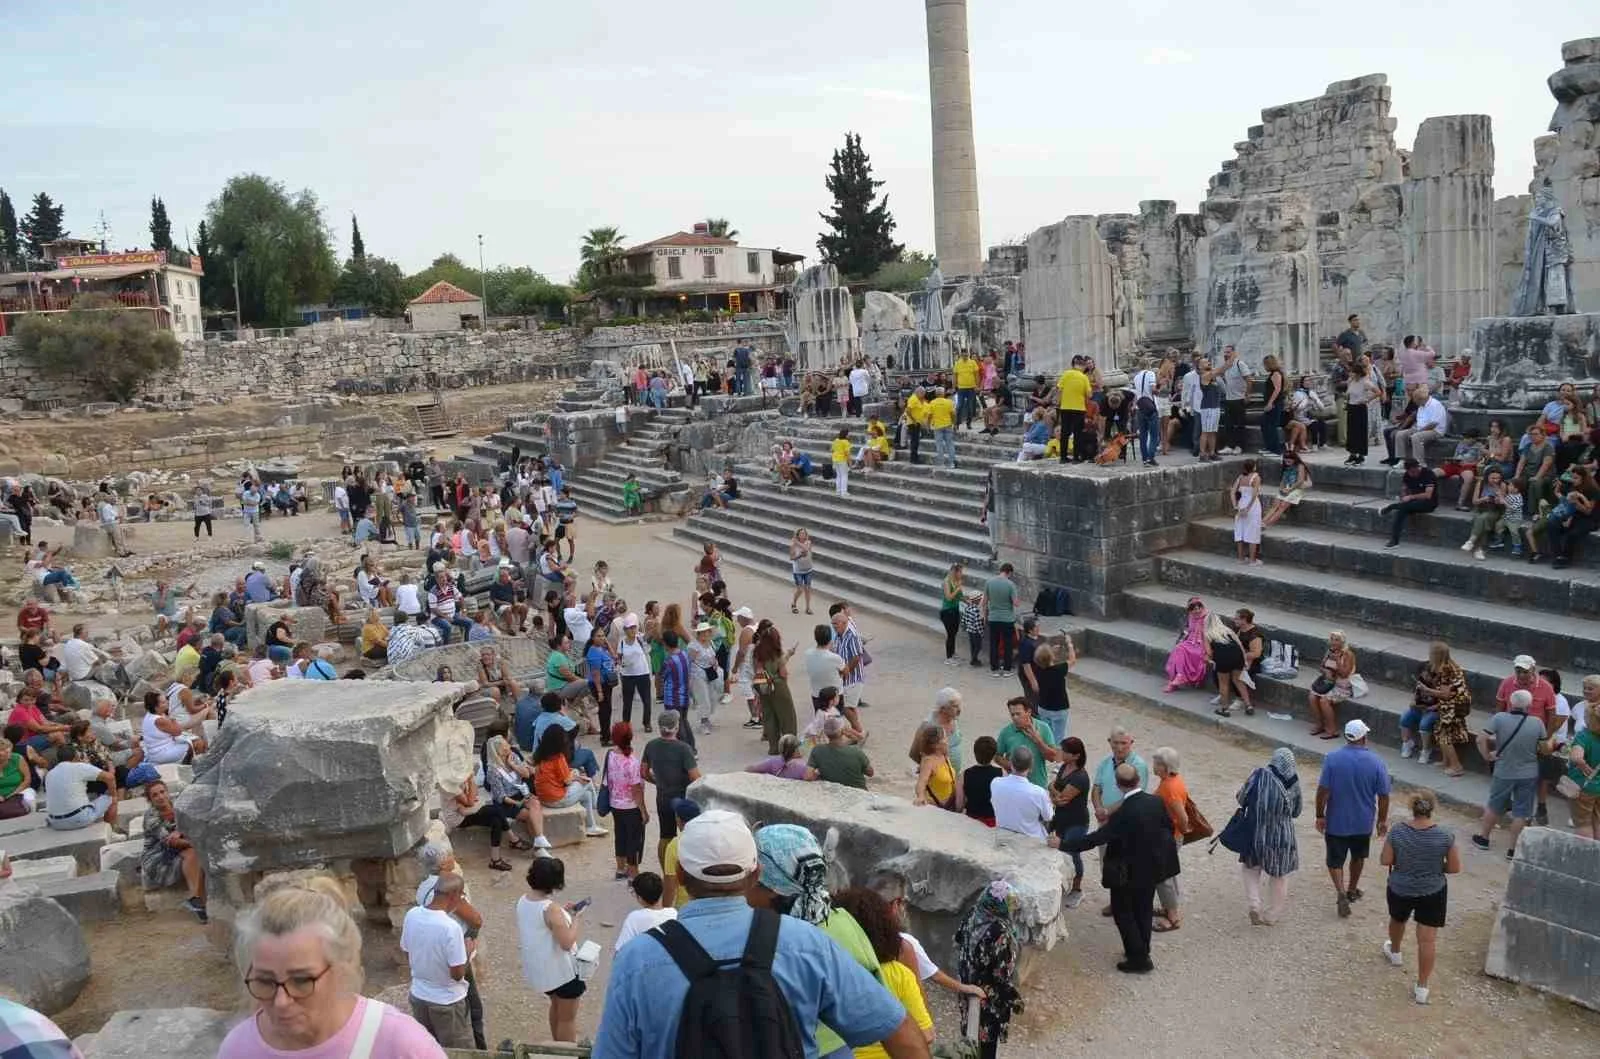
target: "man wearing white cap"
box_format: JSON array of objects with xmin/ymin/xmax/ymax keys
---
[
  {"xmin": 1315, "ymin": 719, "xmax": 1392, "ymax": 919},
  {"xmin": 1495, "ymin": 655, "xmax": 1559, "ymax": 735},
  {"xmin": 729, "ymin": 606, "xmax": 759, "ymax": 725},
  {"xmin": 594, "ymin": 809, "xmax": 928, "ymax": 1059}
]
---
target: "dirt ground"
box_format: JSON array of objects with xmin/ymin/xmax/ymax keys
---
[{"xmin": 35, "ymin": 514, "xmax": 1600, "ymax": 1055}]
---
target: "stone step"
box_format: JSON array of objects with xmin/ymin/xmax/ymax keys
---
[
  {"xmin": 1080, "ymin": 617, "xmax": 1494, "ymax": 773},
  {"xmin": 728, "ymin": 459, "xmax": 988, "ymax": 510},
  {"xmin": 1154, "ymin": 549, "xmax": 1600, "ymax": 672},
  {"xmin": 781, "ymin": 422, "xmax": 1031, "ymax": 463},
  {"xmin": 0, "ymin": 810, "xmax": 45, "ymax": 839},
  {"xmin": 1, "ymin": 822, "xmax": 113, "ymax": 873},
  {"xmin": 581, "ymin": 465, "xmax": 685, "ymax": 492},
  {"xmin": 40, "ymin": 871, "xmax": 122, "ymax": 923},
  {"xmin": 1185, "ymin": 516, "xmax": 1600, "ymax": 618},
  {"xmin": 1118, "ymin": 583, "xmax": 1585, "ymax": 711},
  {"xmin": 687, "ymin": 506, "xmax": 991, "ymax": 581},
  {"xmin": 1, "ymin": 855, "xmax": 77, "ymax": 885},
  {"xmin": 1067, "ymin": 654, "xmax": 1494, "ymax": 814},
  {"xmin": 774, "ymin": 441, "xmax": 996, "ymax": 490},
  {"xmin": 730, "ymin": 477, "xmax": 989, "ymax": 535}
]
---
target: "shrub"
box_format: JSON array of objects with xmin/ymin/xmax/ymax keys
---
[
  {"xmin": 15, "ymin": 304, "xmax": 182, "ymax": 401},
  {"xmin": 266, "ymin": 540, "xmax": 295, "ymax": 561}
]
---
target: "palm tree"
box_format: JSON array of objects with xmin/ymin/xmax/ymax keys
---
[
  {"xmin": 704, "ymin": 218, "xmax": 739, "ymax": 240},
  {"xmin": 579, "ymin": 226, "xmax": 627, "ymax": 273}
]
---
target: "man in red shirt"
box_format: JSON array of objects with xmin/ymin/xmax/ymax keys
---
[
  {"xmin": 16, "ymin": 598, "xmax": 50, "ymax": 638},
  {"xmin": 1496, "ymin": 654, "xmax": 1560, "ymax": 735}
]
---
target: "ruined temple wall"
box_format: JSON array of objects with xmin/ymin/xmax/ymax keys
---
[
  {"xmin": 1020, "ymin": 217, "xmax": 1121, "ymax": 374},
  {"xmin": 1401, "ymin": 115, "xmax": 1496, "ymax": 356},
  {"xmin": 1493, "ymin": 194, "xmax": 1533, "ymax": 316}
]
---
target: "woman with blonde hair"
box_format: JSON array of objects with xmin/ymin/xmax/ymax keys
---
[
  {"xmin": 1207, "ymin": 612, "xmax": 1254, "ymax": 717},
  {"xmin": 1402, "ymin": 642, "xmax": 1473, "ymax": 775},
  {"xmin": 912, "ymin": 722, "xmax": 961, "ymax": 812},
  {"xmin": 218, "ymin": 877, "xmax": 446, "ymax": 1056},
  {"xmin": 1308, "ymin": 631, "xmax": 1358, "ymax": 739}
]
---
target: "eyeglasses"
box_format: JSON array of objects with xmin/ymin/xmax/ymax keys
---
[{"xmin": 244, "ymin": 965, "xmax": 332, "ymax": 1002}]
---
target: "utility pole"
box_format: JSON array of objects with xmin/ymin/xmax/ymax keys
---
[
  {"xmin": 477, "ymin": 234, "xmax": 490, "ymax": 329},
  {"xmin": 232, "ymin": 257, "xmax": 243, "ymax": 332}
]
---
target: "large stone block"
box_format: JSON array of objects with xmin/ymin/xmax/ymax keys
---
[
  {"xmin": 689, "ymin": 772, "xmax": 1066, "ymax": 968},
  {"xmin": 244, "ymin": 602, "xmax": 328, "ymax": 648},
  {"xmin": 1, "ymin": 822, "xmax": 112, "ymax": 873},
  {"xmin": 1485, "ymin": 827, "xmax": 1600, "ymax": 1011},
  {"xmin": 1458, "ymin": 312, "xmax": 1600, "ymax": 408},
  {"xmin": 41, "ymin": 870, "xmax": 122, "ymax": 923},
  {"xmin": 378, "ymin": 637, "xmax": 551, "ymax": 685},
  {"xmin": 174, "ymin": 680, "xmax": 474, "ymax": 875},
  {"xmin": 75, "ymin": 1008, "xmax": 235, "ymax": 1059},
  {"xmin": 0, "ymin": 886, "xmax": 91, "ymax": 1014}
]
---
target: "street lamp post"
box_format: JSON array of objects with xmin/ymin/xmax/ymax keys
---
[{"xmin": 477, "ymin": 234, "xmax": 489, "ymax": 329}]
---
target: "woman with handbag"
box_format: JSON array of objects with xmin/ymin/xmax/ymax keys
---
[
  {"xmin": 1236, "ymin": 748, "xmax": 1302, "ymax": 926},
  {"xmin": 1308, "ymin": 631, "xmax": 1358, "ymax": 739},
  {"xmin": 603, "ymin": 722, "xmax": 648, "ymax": 880},
  {"xmin": 912, "ymin": 722, "xmax": 962, "ymax": 812},
  {"xmin": 1402, "ymin": 643, "xmax": 1473, "ymax": 775},
  {"xmin": 516, "ymin": 857, "xmax": 589, "ymax": 1042}
]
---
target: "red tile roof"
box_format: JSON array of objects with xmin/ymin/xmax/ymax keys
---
[
  {"xmin": 623, "ymin": 232, "xmax": 738, "ymax": 254},
  {"xmin": 408, "ymin": 280, "xmax": 481, "ymax": 305}
]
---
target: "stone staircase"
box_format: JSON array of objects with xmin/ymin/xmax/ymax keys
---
[
  {"xmin": 673, "ymin": 418, "xmax": 1016, "ymax": 627},
  {"xmin": 412, "ymin": 399, "xmax": 455, "ymax": 438},
  {"xmin": 1069, "ymin": 451, "xmax": 1598, "ymax": 811}
]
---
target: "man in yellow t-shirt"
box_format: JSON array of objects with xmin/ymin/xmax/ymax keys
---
[
  {"xmin": 925, "ymin": 388, "xmax": 958, "ymax": 469},
  {"xmin": 830, "ymin": 427, "xmax": 853, "ymax": 498},
  {"xmin": 1056, "ymin": 355, "xmax": 1094, "ymax": 464},
  {"xmin": 904, "ymin": 386, "xmax": 930, "ymax": 465},
  {"xmin": 953, "ymin": 352, "xmax": 980, "ymax": 431}
]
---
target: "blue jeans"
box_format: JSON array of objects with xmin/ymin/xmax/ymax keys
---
[
  {"xmin": 934, "ymin": 427, "xmax": 956, "ymax": 467},
  {"xmin": 1261, "ymin": 406, "xmax": 1284, "ymax": 454},
  {"xmin": 1399, "ymin": 707, "xmax": 1438, "ymax": 733},
  {"xmin": 1135, "ymin": 408, "xmax": 1161, "ymax": 462},
  {"xmin": 42, "ymin": 570, "xmax": 79, "ymax": 589},
  {"xmin": 1058, "ymin": 824, "xmax": 1089, "ymax": 880},
  {"xmin": 648, "ymin": 389, "xmax": 665, "ymax": 410},
  {"xmin": 431, "ymin": 616, "xmax": 473, "ymax": 644},
  {"xmin": 573, "ymin": 746, "xmax": 598, "ymax": 779},
  {"xmin": 735, "ymin": 367, "xmax": 751, "ymax": 395},
  {"xmin": 1038, "ymin": 707, "xmax": 1070, "ymax": 745},
  {"xmin": 956, "ymin": 388, "xmax": 977, "ymax": 429}
]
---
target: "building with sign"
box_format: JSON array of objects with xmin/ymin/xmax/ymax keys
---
[
  {"xmin": 0, "ymin": 249, "xmax": 205, "ymax": 338},
  {"xmin": 602, "ymin": 224, "xmax": 805, "ymax": 317}
]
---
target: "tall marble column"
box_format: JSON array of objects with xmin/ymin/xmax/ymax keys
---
[
  {"xmin": 1020, "ymin": 217, "xmax": 1120, "ymax": 376},
  {"xmin": 925, "ymin": 0, "xmax": 982, "ymax": 278},
  {"xmin": 1402, "ymin": 115, "xmax": 1495, "ymax": 356}
]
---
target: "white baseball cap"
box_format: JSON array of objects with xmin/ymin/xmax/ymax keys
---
[
  {"xmin": 1513, "ymin": 654, "xmax": 1536, "ymax": 671},
  {"xmin": 1343, "ymin": 719, "xmax": 1371, "ymax": 742},
  {"xmin": 676, "ymin": 809, "xmax": 758, "ymax": 883},
  {"xmin": 622, "ymin": 613, "xmax": 639, "ymax": 628},
  {"xmin": 733, "ymin": 606, "xmax": 754, "ymax": 620}
]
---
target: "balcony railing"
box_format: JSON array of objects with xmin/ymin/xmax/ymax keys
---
[{"xmin": 0, "ymin": 290, "xmax": 157, "ymax": 313}]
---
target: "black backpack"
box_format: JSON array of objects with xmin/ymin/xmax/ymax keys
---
[{"xmin": 649, "ymin": 908, "xmax": 805, "ymax": 1059}]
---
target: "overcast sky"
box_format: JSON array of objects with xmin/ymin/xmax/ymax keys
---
[{"xmin": 7, "ymin": 2, "xmax": 1593, "ymax": 282}]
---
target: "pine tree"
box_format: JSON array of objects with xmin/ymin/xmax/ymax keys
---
[
  {"xmin": 816, "ymin": 132, "xmax": 902, "ymax": 279},
  {"xmin": 149, "ymin": 196, "xmax": 174, "ymax": 251},
  {"xmin": 194, "ymin": 220, "xmax": 221, "ymax": 308},
  {"xmin": 0, "ymin": 190, "xmax": 18, "ymax": 263},
  {"xmin": 20, "ymin": 192, "xmax": 66, "ymax": 257},
  {"xmin": 350, "ymin": 215, "xmax": 365, "ymax": 261}
]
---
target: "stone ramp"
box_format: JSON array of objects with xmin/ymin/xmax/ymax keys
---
[{"xmin": 1486, "ymin": 827, "xmax": 1600, "ymax": 1011}]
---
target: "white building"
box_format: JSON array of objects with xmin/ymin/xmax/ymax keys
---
[
  {"xmin": 605, "ymin": 224, "xmax": 804, "ymax": 316},
  {"xmin": 0, "ymin": 248, "xmax": 205, "ymax": 338},
  {"xmin": 407, "ymin": 281, "xmax": 483, "ymax": 331}
]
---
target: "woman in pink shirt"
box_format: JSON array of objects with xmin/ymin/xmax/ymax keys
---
[
  {"xmin": 219, "ymin": 878, "xmax": 445, "ymax": 1059},
  {"xmin": 604, "ymin": 721, "xmax": 648, "ymax": 880}
]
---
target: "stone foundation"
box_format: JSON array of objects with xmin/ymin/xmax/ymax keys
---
[
  {"xmin": 1456, "ymin": 312, "xmax": 1600, "ymax": 408},
  {"xmin": 1485, "ymin": 827, "xmax": 1600, "ymax": 1011}
]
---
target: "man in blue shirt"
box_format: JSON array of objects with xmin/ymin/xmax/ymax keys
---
[
  {"xmin": 243, "ymin": 561, "xmax": 276, "ymax": 603},
  {"xmin": 658, "ymin": 632, "xmax": 695, "ymax": 750},
  {"xmin": 733, "ymin": 343, "xmax": 754, "ymax": 395},
  {"xmin": 1316, "ymin": 719, "xmax": 1392, "ymax": 918},
  {"xmin": 593, "ymin": 809, "xmax": 926, "ymax": 1059}
]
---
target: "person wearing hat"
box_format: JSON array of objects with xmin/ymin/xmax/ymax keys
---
[
  {"xmin": 1472, "ymin": 688, "xmax": 1551, "ymax": 859},
  {"xmin": 595, "ymin": 810, "xmax": 923, "ymax": 1059},
  {"xmin": 1315, "ymin": 719, "xmax": 1392, "ymax": 918},
  {"xmin": 686, "ymin": 622, "xmax": 720, "ymax": 736},
  {"xmin": 1495, "ymin": 655, "xmax": 1560, "ymax": 735},
  {"xmin": 243, "ymin": 560, "xmax": 276, "ymax": 604}
]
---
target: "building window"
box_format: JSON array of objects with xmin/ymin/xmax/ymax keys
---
[
  {"xmin": 667, "ymin": 256, "xmax": 682, "ymax": 280},
  {"xmin": 747, "ymin": 252, "xmax": 759, "ymax": 274},
  {"xmin": 702, "ymin": 255, "xmax": 716, "ymax": 279}
]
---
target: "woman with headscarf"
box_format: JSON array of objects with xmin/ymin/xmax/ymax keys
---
[
  {"xmin": 293, "ymin": 555, "xmax": 344, "ymax": 625},
  {"xmin": 751, "ymin": 824, "xmax": 878, "ymax": 1059},
  {"xmin": 955, "ymin": 880, "xmax": 1022, "ymax": 1059},
  {"xmin": 1237, "ymin": 748, "xmax": 1302, "ymax": 926},
  {"xmin": 1163, "ymin": 598, "xmax": 1210, "ymax": 692}
]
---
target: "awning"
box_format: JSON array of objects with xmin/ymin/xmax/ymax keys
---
[{"xmin": 37, "ymin": 264, "xmax": 155, "ymax": 282}]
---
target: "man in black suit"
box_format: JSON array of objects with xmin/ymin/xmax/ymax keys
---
[{"xmin": 1059, "ymin": 763, "xmax": 1181, "ymax": 973}]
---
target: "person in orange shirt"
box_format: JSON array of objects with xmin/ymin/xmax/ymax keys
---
[
  {"xmin": 532, "ymin": 724, "xmax": 609, "ymax": 837},
  {"xmin": 1152, "ymin": 746, "xmax": 1189, "ymax": 931}
]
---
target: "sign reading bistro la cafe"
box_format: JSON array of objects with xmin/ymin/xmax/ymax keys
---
[{"xmin": 54, "ymin": 251, "xmax": 163, "ymax": 269}]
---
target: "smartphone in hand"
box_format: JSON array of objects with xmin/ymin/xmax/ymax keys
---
[{"xmin": 570, "ymin": 898, "xmax": 592, "ymax": 914}]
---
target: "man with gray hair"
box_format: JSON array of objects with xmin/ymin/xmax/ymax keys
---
[
  {"xmin": 415, "ymin": 840, "xmax": 487, "ymax": 1049},
  {"xmin": 399, "ymin": 870, "xmax": 473, "ymax": 1047},
  {"xmin": 1473, "ymin": 687, "xmax": 1549, "ymax": 859},
  {"xmin": 805, "ymin": 714, "xmax": 873, "ymax": 789},
  {"xmin": 991, "ymin": 744, "xmax": 1053, "ymax": 839},
  {"xmin": 643, "ymin": 710, "xmax": 703, "ymax": 866}
]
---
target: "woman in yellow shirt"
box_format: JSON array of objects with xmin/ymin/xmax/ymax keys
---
[
  {"xmin": 912, "ymin": 722, "xmax": 961, "ymax": 811},
  {"xmin": 831, "ymin": 428, "xmax": 853, "ymax": 498},
  {"xmin": 864, "ymin": 416, "xmax": 892, "ymax": 471},
  {"xmin": 830, "ymin": 887, "xmax": 935, "ymax": 1059},
  {"xmin": 359, "ymin": 608, "xmax": 389, "ymax": 661}
]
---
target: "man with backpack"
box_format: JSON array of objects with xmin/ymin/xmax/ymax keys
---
[{"xmin": 593, "ymin": 809, "xmax": 929, "ymax": 1059}]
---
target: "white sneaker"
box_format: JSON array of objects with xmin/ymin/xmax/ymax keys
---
[
  {"xmin": 533, "ymin": 835, "xmax": 553, "ymax": 850},
  {"xmin": 1413, "ymin": 984, "xmax": 1430, "ymax": 1005},
  {"xmin": 719, "ymin": 693, "xmax": 732, "ymax": 705},
  {"xmin": 1383, "ymin": 940, "xmax": 1403, "ymax": 966},
  {"xmin": 1460, "ymin": 540, "xmax": 1474, "ymax": 552},
  {"xmin": 1230, "ymin": 699, "xmax": 1247, "ymax": 712},
  {"xmin": 1209, "ymin": 694, "xmax": 1223, "ymax": 705},
  {"xmin": 1418, "ymin": 748, "xmax": 1432, "ymax": 765},
  {"xmin": 943, "ymin": 657, "xmax": 962, "ymax": 666},
  {"xmin": 585, "ymin": 826, "xmax": 610, "ymax": 837},
  {"xmin": 1400, "ymin": 740, "xmax": 1416, "ymax": 759},
  {"xmin": 1473, "ymin": 548, "xmax": 1486, "ymax": 561}
]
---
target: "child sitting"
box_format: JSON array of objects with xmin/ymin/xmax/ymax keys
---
[
  {"xmin": 1493, "ymin": 479, "xmax": 1527, "ymax": 556},
  {"xmin": 802, "ymin": 685, "xmax": 862, "ymax": 745}
]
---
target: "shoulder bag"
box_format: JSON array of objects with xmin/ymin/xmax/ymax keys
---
[
  {"xmin": 596, "ymin": 750, "xmax": 614, "ymax": 817},
  {"xmin": 1181, "ymin": 795, "xmax": 1214, "ymax": 845},
  {"xmin": 1211, "ymin": 771, "xmax": 1257, "ymax": 858}
]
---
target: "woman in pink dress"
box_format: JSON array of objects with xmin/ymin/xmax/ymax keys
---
[{"xmin": 1164, "ymin": 597, "xmax": 1210, "ymax": 692}]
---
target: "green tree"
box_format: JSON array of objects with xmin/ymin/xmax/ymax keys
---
[
  {"xmin": 350, "ymin": 215, "xmax": 365, "ymax": 261},
  {"xmin": 20, "ymin": 192, "xmax": 66, "ymax": 257},
  {"xmin": 203, "ymin": 174, "xmax": 337, "ymax": 327},
  {"xmin": 704, "ymin": 218, "xmax": 739, "ymax": 239},
  {"xmin": 193, "ymin": 219, "xmax": 224, "ymax": 309},
  {"xmin": 332, "ymin": 254, "xmax": 405, "ymax": 316},
  {"xmin": 863, "ymin": 249, "xmax": 935, "ymax": 292},
  {"xmin": 817, "ymin": 132, "xmax": 902, "ymax": 279},
  {"xmin": 577, "ymin": 226, "xmax": 627, "ymax": 287},
  {"xmin": 148, "ymin": 196, "xmax": 173, "ymax": 251},
  {"xmin": 0, "ymin": 190, "xmax": 18, "ymax": 263},
  {"xmin": 403, "ymin": 253, "xmax": 480, "ymax": 300},
  {"xmin": 15, "ymin": 299, "xmax": 182, "ymax": 401}
]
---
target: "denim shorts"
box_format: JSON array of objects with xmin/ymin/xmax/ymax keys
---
[
  {"xmin": 1399, "ymin": 707, "xmax": 1437, "ymax": 732},
  {"xmin": 1487, "ymin": 776, "xmax": 1537, "ymax": 819},
  {"xmin": 792, "ymin": 571, "xmax": 813, "ymax": 587}
]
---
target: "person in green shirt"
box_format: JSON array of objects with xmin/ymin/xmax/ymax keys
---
[
  {"xmin": 620, "ymin": 474, "xmax": 642, "ymax": 517},
  {"xmin": 1568, "ymin": 704, "xmax": 1600, "ymax": 840},
  {"xmin": 996, "ymin": 696, "xmax": 1058, "ymax": 787},
  {"xmin": 806, "ymin": 715, "xmax": 873, "ymax": 789},
  {"xmin": 982, "ymin": 563, "xmax": 1019, "ymax": 675},
  {"xmin": 545, "ymin": 631, "xmax": 587, "ymax": 701},
  {"xmin": 940, "ymin": 561, "xmax": 965, "ymax": 665}
]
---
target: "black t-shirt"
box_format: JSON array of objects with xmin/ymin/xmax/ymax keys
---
[
  {"xmin": 1050, "ymin": 765, "xmax": 1091, "ymax": 835},
  {"xmin": 490, "ymin": 581, "xmax": 519, "ymax": 605},
  {"xmin": 1238, "ymin": 627, "xmax": 1264, "ymax": 673},
  {"xmin": 1337, "ymin": 328, "xmax": 1366, "ymax": 356},
  {"xmin": 1016, "ymin": 636, "xmax": 1038, "ymax": 677},
  {"xmin": 1403, "ymin": 468, "xmax": 1438, "ymax": 501},
  {"xmin": 963, "ymin": 764, "xmax": 1002, "ymax": 821},
  {"xmin": 1036, "ymin": 665, "xmax": 1069, "ymax": 711},
  {"xmin": 19, "ymin": 642, "xmax": 47, "ymax": 672},
  {"xmin": 268, "ymin": 620, "xmax": 291, "ymax": 646},
  {"xmin": 642, "ymin": 737, "xmax": 698, "ymax": 798}
]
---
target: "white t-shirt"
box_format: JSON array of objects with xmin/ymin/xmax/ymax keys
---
[
  {"xmin": 849, "ymin": 367, "xmax": 871, "ymax": 397},
  {"xmin": 334, "ymin": 486, "xmax": 350, "ymax": 512},
  {"xmin": 614, "ymin": 906, "xmax": 677, "ymax": 952},
  {"xmin": 1553, "ymin": 694, "xmax": 1588, "ymax": 747},
  {"xmin": 617, "ymin": 636, "xmax": 651, "ymax": 677},
  {"xmin": 803, "ymin": 648, "xmax": 847, "ymax": 700},
  {"xmin": 97, "ymin": 501, "xmax": 118, "ymax": 526},
  {"xmin": 59, "ymin": 637, "xmax": 98, "ymax": 681},
  {"xmin": 900, "ymin": 931, "xmax": 938, "ymax": 981},
  {"xmin": 45, "ymin": 760, "xmax": 104, "ymax": 817},
  {"xmin": 564, "ymin": 606, "xmax": 594, "ymax": 647},
  {"xmin": 991, "ymin": 774, "xmax": 1052, "ymax": 839},
  {"xmin": 396, "ymin": 583, "xmax": 422, "ymax": 615},
  {"xmin": 400, "ymin": 905, "xmax": 469, "ymax": 1005}
]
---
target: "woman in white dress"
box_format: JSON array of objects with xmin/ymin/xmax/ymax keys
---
[{"xmin": 1233, "ymin": 459, "xmax": 1263, "ymax": 565}]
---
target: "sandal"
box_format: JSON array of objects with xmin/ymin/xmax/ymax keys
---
[
  {"xmin": 1213, "ymin": 707, "xmax": 1233, "ymax": 717},
  {"xmin": 488, "ymin": 858, "xmax": 513, "ymax": 872},
  {"xmin": 1153, "ymin": 918, "xmax": 1181, "ymax": 932},
  {"xmin": 1309, "ymin": 727, "xmax": 1326, "ymax": 737},
  {"xmin": 1443, "ymin": 768, "xmax": 1466, "ymax": 778},
  {"xmin": 506, "ymin": 836, "xmax": 532, "ymax": 852},
  {"xmin": 1243, "ymin": 704, "xmax": 1255, "ymax": 716},
  {"xmin": 791, "ymin": 605, "xmax": 799, "ymax": 614},
  {"xmin": 1318, "ymin": 731, "xmax": 1338, "ymax": 740}
]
